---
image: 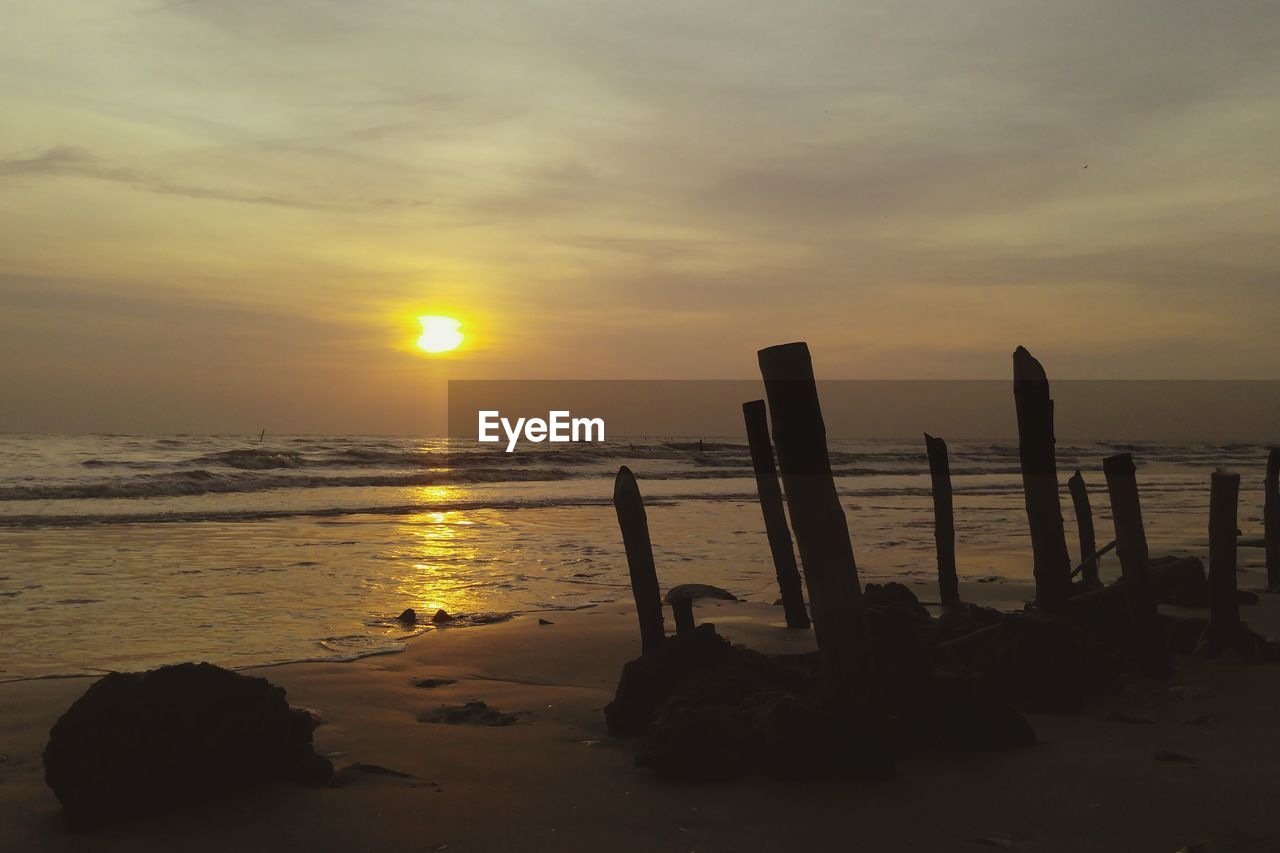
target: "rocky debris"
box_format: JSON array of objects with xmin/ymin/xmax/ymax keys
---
[
  {"xmin": 538, "ymin": 618, "xmax": 554, "ymax": 625},
  {"xmin": 396, "ymin": 608, "xmax": 417, "ymax": 624},
  {"xmin": 610, "ymin": 589, "xmax": 1037, "ymax": 780},
  {"xmin": 663, "ymin": 584, "xmax": 737, "ymax": 603},
  {"xmin": 412, "ymin": 677, "xmax": 457, "ymax": 689},
  {"xmin": 43, "ymin": 662, "xmax": 331, "ymax": 826},
  {"xmin": 432, "ymin": 609, "xmax": 454, "ymax": 624},
  {"xmin": 418, "ymin": 701, "xmax": 522, "ymax": 726}
]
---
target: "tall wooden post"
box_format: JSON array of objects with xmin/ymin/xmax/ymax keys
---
[
  {"xmin": 757, "ymin": 343, "xmax": 880, "ymax": 716},
  {"xmin": 1208, "ymin": 469, "xmax": 1241, "ymax": 651},
  {"xmin": 1102, "ymin": 454, "xmax": 1167, "ymax": 672},
  {"xmin": 1013, "ymin": 347, "xmax": 1073, "ymax": 610},
  {"xmin": 1067, "ymin": 470, "xmax": 1099, "ymax": 586},
  {"xmin": 924, "ymin": 433, "xmax": 960, "ymax": 606},
  {"xmin": 1266, "ymin": 448, "xmax": 1279, "ymax": 592},
  {"xmin": 743, "ymin": 399, "xmax": 811, "ymax": 629},
  {"xmin": 613, "ymin": 466, "xmax": 665, "ymax": 656}
]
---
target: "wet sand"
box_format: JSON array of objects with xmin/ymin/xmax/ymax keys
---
[{"xmin": 3, "ymin": 579, "xmax": 1280, "ymax": 852}]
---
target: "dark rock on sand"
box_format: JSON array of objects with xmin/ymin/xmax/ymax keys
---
[
  {"xmin": 538, "ymin": 618, "xmax": 554, "ymax": 625},
  {"xmin": 663, "ymin": 584, "xmax": 737, "ymax": 603},
  {"xmin": 396, "ymin": 608, "xmax": 417, "ymax": 624},
  {"xmin": 432, "ymin": 609, "xmax": 454, "ymax": 624},
  {"xmin": 330, "ymin": 763, "xmax": 417, "ymax": 786},
  {"xmin": 412, "ymin": 677, "xmax": 457, "ymax": 689},
  {"xmin": 43, "ymin": 662, "xmax": 331, "ymax": 826},
  {"xmin": 418, "ymin": 701, "xmax": 522, "ymax": 726}
]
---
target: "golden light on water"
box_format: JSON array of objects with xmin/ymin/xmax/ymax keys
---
[{"xmin": 416, "ymin": 315, "xmax": 464, "ymax": 353}]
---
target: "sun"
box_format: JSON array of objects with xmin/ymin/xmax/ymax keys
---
[{"xmin": 416, "ymin": 315, "xmax": 464, "ymax": 353}]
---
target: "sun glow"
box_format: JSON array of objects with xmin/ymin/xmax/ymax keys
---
[{"xmin": 416, "ymin": 315, "xmax": 464, "ymax": 353}]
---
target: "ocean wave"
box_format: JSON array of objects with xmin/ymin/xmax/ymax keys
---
[{"xmin": 0, "ymin": 467, "xmax": 582, "ymax": 501}]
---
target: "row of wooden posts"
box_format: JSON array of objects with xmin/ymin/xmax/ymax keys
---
[{"xmin": 614, "ymin": 342, "xmax": 1280, "ymax": 709}]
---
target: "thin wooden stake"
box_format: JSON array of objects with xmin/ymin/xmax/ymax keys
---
[
  {"xmin": 1266, "ymin": 448, "xmax": 1279, "ymax": 592},
  {"xmin": 924, "ymin": 433, "xmax": 960, "ymax": 606},
  {"xmin": 758, "ymin": 342, "xmax": 880, "ymax": 715},
  {"xmin": 1102, "ymin": 453, "xmax": 1167, "ymax": 672},
  {"xmin": 1013, "ymin": 346, "xmax": 1073, "ymax": 610},
  {"xmin": 1209, "ymin": 469, "xmax": 1241, "ymax": 651},
  {"xmin": 1067, "ymin": 470, "xmax": 1099, "ymax": 586},
  {"xmin": 613, "ymin": 466, "xmax": 665, "ymax": 655},
  {"xmin": 743, "ymin": 399, "xmax": 811, "ymax": 629}
]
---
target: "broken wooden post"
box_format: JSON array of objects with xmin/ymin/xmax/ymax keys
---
[
  {"xmin": 671, "ymin": 598, "xmax": 696, "ymax": 636},
  {"xmin": 1067, "ymin": 470, "xmax": 1099, "ymax": 586},
  {"xmin": 1012, "ymin": 346, "xmax": 1073, "ymax": 610},
  {"xmin": 613, "ymin": 465, "xmax": 665, "ymax": 655},
  {"xmin": 924, "ymin": 433, "xmax": 960, "ymax": 606},
  {"xmin": 1266, "ymin": 448, "xmax": 1279, "ymax": 592},
  {"xmin": 1102, "ymin": 453, "xmax": 1167, "ymax": 672},
  {"xmin": 757, "ymin": 342, "xmax": 881, "ymax": 718},
  {"xmin": 1208, "ymin": 469, "xmax": 1241, "ymax": 651},
  {"xmin": 743, "ymin": 399, "xmax": 811, "ymax": 629}
]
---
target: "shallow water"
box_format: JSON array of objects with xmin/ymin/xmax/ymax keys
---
[{"xmin": 0, "ymin": 435, "xmax": 1271, "ymax": 678}]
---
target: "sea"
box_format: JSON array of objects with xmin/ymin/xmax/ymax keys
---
[{"xmin": 0, "ymin": 435, "xmax": 1272, "ymax": 680}]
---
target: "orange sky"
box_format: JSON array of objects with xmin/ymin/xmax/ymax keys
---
[{"xmin": 2, "ymin": 1, "xmax": 1278, "ymax": 433}]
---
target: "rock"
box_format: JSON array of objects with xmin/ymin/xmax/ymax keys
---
[
  {"xmin": 396, "ymin": 608, "xmax": 417, "ymax": 624},
  {"xmin": 43, "ymin": 662, "xmax": 331, "ymax": 826},
  {"xmin": 663, "ymin": 584, "xmax": 737, "ymax": 604},
  {"xmin": 431, "ymin": 609, "xmax": 454, "ymax": 624},
  {"xmin": 1154, "ymin": 749, "xmax": 1197, "ymax": 763},
  {"xmin": 418, "ymin": 701, "xmax": 522, "ymax": 726},
  {"xmin": 538, "ymin": 618, "xmax": 554, "ymax": 625},
  {"xmin": 412, "ymin": 677, "xmax": 456, "ymax": 689},
  {"xmin": 1147, "ymin": 555, "xmax": 1210, "ymax": 606},
  {"xmin": 635, "ymin": 696, "xmax": 748, "ymax": 780},
  {"xmin": 864, "ymin": 582, "xmax": 931, "ymax": 623},
  {"xmin": 329, "ymin": 763, "xmax": 417, "ymax": 786}
]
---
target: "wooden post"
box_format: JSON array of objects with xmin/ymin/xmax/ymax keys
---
[
  {"xmin": 743, "ymin": 399, "xmax": 811, "ymax": 629},
  {"xmin": 671, "ymin": 598, "xmax": 696, "ymax": 636},
  {"xmin": 1012, "ymin": 347, "xmax": 1073, "ymax": 610},
  {"xmin": 758, "ymin": 342, "xmax": 880, "ymax": 715},
  {"xmin": 1067, "ymin": 470, "xmax": 1099, "ymax": 586},
  {"xmin": 613, "ymin": 466, "xmax": 665, "ymax": 655},
  {"xmin": 1208, "ymin": 469, "xmax": 1241, "ymax": 651},
  {"xmin": 1102, "ymin": 453, "xmax": 1167, "ymax": 672},
  {"xmin": 1266, "ymin": 448, "xmax": 1279, "ymax": 592},
  {"xmin": 924, "ymin": 433, "xmax": 960, "ymax": 606}
]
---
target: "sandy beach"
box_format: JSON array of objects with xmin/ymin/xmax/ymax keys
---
[{"xmin": 4, "ymin": 578, "xmax": 1280, "ymax": 853}]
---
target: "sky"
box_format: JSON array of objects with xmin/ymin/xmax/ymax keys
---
[{"xmin": 1, "ymin": 0, "xmax": 1278, "ymax": 434}]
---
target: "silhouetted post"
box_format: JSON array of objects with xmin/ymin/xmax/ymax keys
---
[
  {"xmin": 1102, "ymin": 454, "xmax": 1167, "ymax": 672},
  {"xmin": 743, "ymin": 399, "xmax": 811, "ymax": 629},
  {"xmin": 924, "ymin": 433, "xmax": 960, "ymax": 606},
  {"xmin": 758, "ymin": 343, "xmax": 880, "ymax": 716},
  {"xmin": 1013, "ymin": 347, "xmax": 1073, "ymax": 610},
  {"xmin": 1209, "ymin": 469, "xmax": 1241, "ymax": 651},
  {"xmin": 613, "ymin": 466, "xmax": 665, "ymax": 655},
  {"xmin": 1068, "ymin": 470, "xmax": 1099, "ymax": 586},
  {"xmin": 1266, "ymin": 448, "xmax": 1280, "ymax": 592},
  {"xmin": 671, "ymin": 598, "xmax": 696, "ymax": 636}
]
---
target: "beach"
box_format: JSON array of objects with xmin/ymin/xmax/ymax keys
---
[{"xmin": 4, "ymin": 579, "xmax": 1280, "ymax": 852}]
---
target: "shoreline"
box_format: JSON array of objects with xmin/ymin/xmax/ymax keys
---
[{"xmin": 4, "ymin": 579, "xmax": 1280, "ymax": 851}]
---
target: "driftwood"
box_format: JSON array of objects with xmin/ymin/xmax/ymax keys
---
[
  {"xmin": 757, "ymin": 342, "xmax": 882, "ymax": 725},
  {"xmin": 613, "ymin": 466, "xmax": 666, "ymax": 656},
  {"xmin": 1266, "ymin": 448, "xmax": 1279, "ymax": 592},
  {"xmin": 924, "ymin": 433, "xmax": 960, "ymax": 606},
  {"xmin": 1101, "ymin": 453, "xmax": 1167, "ymax": 673},
  {"xmin": 1012, "ymin": 347, "xmax": 1073, "ymax": 610},
  {"xmin": 742, "ymin": 399, "xmax": 811, "ymax": 629},
  {"xmin": 1067, "ymin": 470, "xmax": 1099, "ymax": 586},
  {"xmin": 1208, "ymin": 469, "xmax": 1241, "ymax": 651},
  {"xmin": 1071, "ymin": 540, "xmax": 1116, "ymax": 579}
]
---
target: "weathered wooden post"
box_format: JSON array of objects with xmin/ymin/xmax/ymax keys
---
[
  {"xmin": 743, "ymin": 399, "xmax": 811, "ymax": 629},
  {"xmin": 1067, "ymin": 470, "xmax": 1099, "ymax": 586},
  {"xmin": 924, "ymin": 433, "xmax": 960, "ymax": 606},
  {"xmin": 1266, "ymin": 448, "xmax": 1279, "ymax": 592},
  {"xmin": 613, "ymin": 466, "xmax": 665, "ymax": 655},
  {"xmin": 1013, "ymin": 346, "xmax": 1073, "ymax": 610},
  {"xmin": 671, "ymin": 598, "xmax": 696, "ymax": 636},
  {"xmin": 757, "ymin": 343, "xmax": 881, "ymax": 720},
  {"xmin": 1102, "ymin": 453, "xmax": 1167, "ymax": 672},
  {"xmin": 1208, "ymin": 469, "xmax": 1241, "ymax": 651}
]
